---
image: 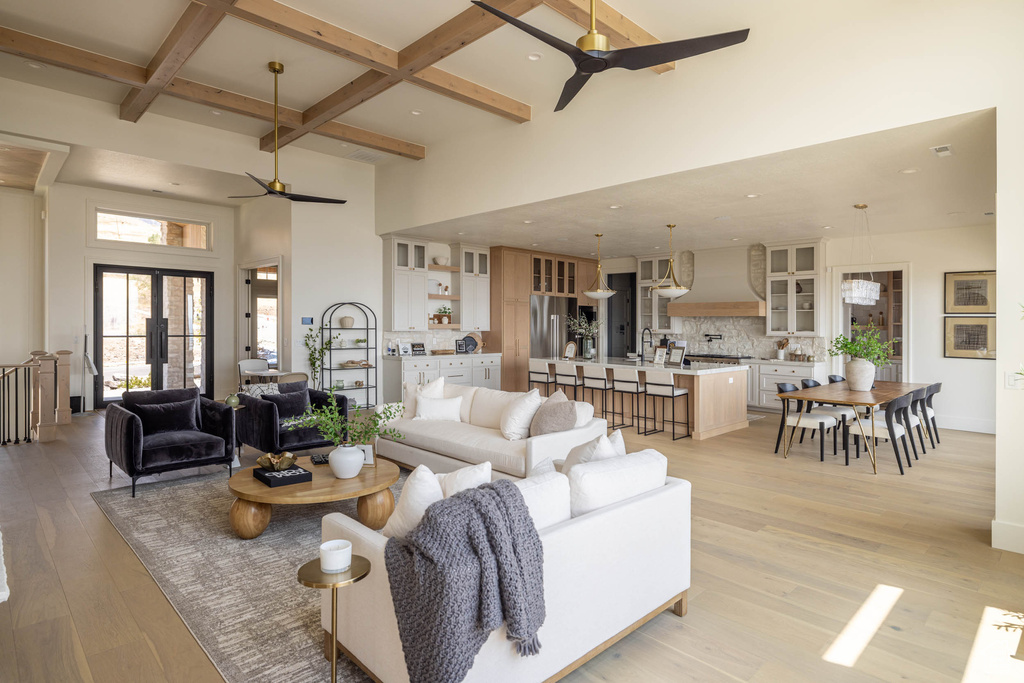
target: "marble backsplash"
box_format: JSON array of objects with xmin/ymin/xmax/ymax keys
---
[
  {"xmin": 662, "ymin": 316, "xmax": 827, "ymax": 361},
  {"xmin": 383, "ymin": 329, "xmax": 485, "ymax": 355}
]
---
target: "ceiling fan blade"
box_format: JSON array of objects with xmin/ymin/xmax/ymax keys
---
[
  {"xmin": 243, "ymin": 172, "xmax": 276, "ymax": 192},
  {"xmin": 227, "ymin": 192, "xmax": 269, "ymax": 199},
  {"xmin": 554, "ymin": 71, "xmax": 593, "ymax": 112},
  {"xmin": 604, "ymin": 28, "xmax": 750, "ymax": 71},
  {"xmin": 281, "ymin": 192, "xmax": 348, "ymax": 204},
  {"xmin": 472, "ymin": 1, "xmax": 587, "ymax": 62}
]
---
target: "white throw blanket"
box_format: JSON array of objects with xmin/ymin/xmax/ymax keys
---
[{"xmin": 0, "ymin": 525, "xmax": 9, "ymax": 603}]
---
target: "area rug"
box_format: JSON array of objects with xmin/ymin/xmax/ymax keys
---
[{"xmin": 92, "ymin": 470, "xmax": 407, "ymax": 683}]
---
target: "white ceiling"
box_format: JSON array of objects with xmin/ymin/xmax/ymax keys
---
[{"xmin": 394, "ymin": 109, "xmax": 996, "ymax": 257}]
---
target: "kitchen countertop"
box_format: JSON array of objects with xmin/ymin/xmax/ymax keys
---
[
  {"xmin": 752, "ymin": 358, "xmax": 826, "ymax": 366},
  {"xmin": 383, "ymin": 352, "xmax": 502, "ymax": 360},
  {"xmin": 535, "ymin": 356, "xmax": 749, "ymax": 375}
]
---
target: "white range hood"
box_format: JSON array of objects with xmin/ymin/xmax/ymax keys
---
[{"xmin": 667, "ymin": 247, "xmax": 766, "ymax": 317}]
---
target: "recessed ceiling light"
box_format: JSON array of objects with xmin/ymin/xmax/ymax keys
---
[
  {"xmin": 410, "ymin": 109, "xmax": 423, "ymax": 116},
  {"xmin": 24, "ymin": 61, "xmax": 45, "ymax": 69},
  {"xmin": 0, "ymin": 148, "xmax": 10, "ymax": 152},
  {"xmin": 531, "ymin": 243, "xmax": 539, "ymax": 246},
  {"xmin": 457, "ymin": 232, "xmax": 465, "ymax": 235},
  {"xmin": 523, "ymin": 220, "xmax": 533, "ymax": 224},
  {"xmin": 822, "ymin": 225, "xmax": 833, "ymax": 230},
  {"xmin": 527, "ymin": 52, "xmax": 543, "ymax": 61},
  {"xmin": 608, "ymin": 205, "xmax": 622, "ymax": 209},
  {"xmin": 731, "ymin": 238, "xmax": 740, "ymax": 241},
  {"xmin": 745, "ymin": 193, "xmax": 761, "ymax": 199},
  {"xmin": 209, "ymin": 110, "xmax": 222, "ymax": 116},
  {"xmin": 898, "ymin": 168, "xmax": 920, "ymax": 174},
  {"xmin": 654, "ymin": 246, "xmax": 661, "ymax": 250},
  {"xmin": 590, "ymin": 252, "xmax": 596, "ymax": 255},
  {"xmin": 0, "ymin": 180, "xmax": 5, "ymax": 184}
]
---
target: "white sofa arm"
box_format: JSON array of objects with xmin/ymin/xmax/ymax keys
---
[{"xmin": 524, "ymin": 418, "xmax": 607, "ymax": 473}]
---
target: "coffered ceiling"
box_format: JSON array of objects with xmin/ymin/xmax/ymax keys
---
[{"xmin": 0, "ymin": 0, "xmax": 698, "ymax": 164}]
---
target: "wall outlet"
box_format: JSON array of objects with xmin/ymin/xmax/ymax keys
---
[{"xmin": 728, "ymin": 377, "xmax": 734, "ymax": 383}]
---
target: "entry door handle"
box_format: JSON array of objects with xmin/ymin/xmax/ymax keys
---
[
  {"xmin": 145, "ymin": 319, "xmax": 155, "ymax": 364},
  {"xmin": 159, "ymin": 318, "xmax": 169, "ymax": 364}
]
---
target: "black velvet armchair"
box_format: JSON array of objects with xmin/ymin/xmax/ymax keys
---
[
  {"xmin": 105, "ymin": 387, "xmax": 235, "ymax": 497},
  {"xmin": 236, "ymin": 382, "xmax": 348, "ymax": 455}
]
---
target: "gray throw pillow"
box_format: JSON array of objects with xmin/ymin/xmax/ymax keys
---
[{"xmin": 530, "ymin": 390, "xmax": 578, "ymax": 437}]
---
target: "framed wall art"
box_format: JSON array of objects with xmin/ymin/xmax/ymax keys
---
[
  {"xmin": 944, "ymin": 316, "xmax": 996, "ymax": 360},
  {"xmin": 945, "ymin": 271, "xmax": 996, "ymax": 314}
]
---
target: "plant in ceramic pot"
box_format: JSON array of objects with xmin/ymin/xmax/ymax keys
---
[
  {"xmin": 354, "ymin": 338, "xmax": 368, "ymax": 348},
  {"xmin": 828, "ymin": 325, "xmax": 893, "ymax": 391},
  {"xmin": 346, "ymin": 403, "xmax": 404, "ymax": 464},
  {"xmin": 436, "ymin": 304, "xmax": 453, "ymax": 325}
]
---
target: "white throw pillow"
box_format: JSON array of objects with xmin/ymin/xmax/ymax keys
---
[
  {"xmin": 608, "ymin": 429, "xmax": 626, "ymax": 456},
  {"xmin": 573, "ymin": 401, "xmax": 595, "ymax": 428},
  {"xmin": 514, "ymin": 471, "xmax": 571, "ymax": 530},
  {"xmin": 560, "ymin": 433, "xmax": 620, "ymax": 475},
  {"xmin": 435, "ymin": 461, "xmax": 492, "ymax": 498},
  {"xmin": 567, "ymin": 449, "xmax": 668, "ymax": 517},
  {"xmin": 500, "ymin": 389, "xmax": 544, "ymax": 440},
  {"xmin": 402, "ymin": 376, "xmax": 446, "ymax": 419},
  {"xmin": 443, "ymin": 384, "xmax": 478, "ymax": 422},
  {"xmin": 470, "ymin": 387, "xmax": 520, "ymax": 429},
  {"xmin": 382, "ymin": 465, "xmax": 444, "ymax": 539},
  {"xmin": 413, "ymin": 395, "xmax": 462, "ymax": 422},
  {"xmin": 529, "ymin": 458, "xmax": 556, "ymax": 476}
]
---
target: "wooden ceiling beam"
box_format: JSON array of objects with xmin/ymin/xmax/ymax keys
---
[
  {"xmin": 262, "ymin": 0, "xmax": 542, "ymax": 151},
  {"xmin": 408, "ymin": 67, "xmax": 530, "ymax": 123},
  {"xmin": 119, "ymin": 1, "xmax": 233, "ymax": 122},
  {"xmin": 0, "ymin": 26, "xmax": 424, "ymax": 160},
  {"xmin": 542, "ymin": 0, "xmax": 674, "ymax": 74}
]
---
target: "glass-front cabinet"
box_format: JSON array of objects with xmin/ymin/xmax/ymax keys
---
[
  {"xmin": 639, "ymin": 285, "xmax": 679, "ymax": 334},
  {"xmin": 637, "ymin": 256, "xmax": 671, "ymax": 284},
  {"xmin": 393, "ymin": 238, "xmax": 427, "ymax": 271},
  {"xmin": 461, "ymin": 247, "xmax": 489, "ymax": 277},
  {"xmin": 767, "ymin": 244, "xmax": 817, "ymax": 276},
  {"xmin": 555, "ymin": 259, "xmax": 576, "ymax": 296},
  {"xmin": 532, "ymin": 255, "xmax": 554, "ymax": 295},
  {"xmin": 765, "ymin": 240, "xmax": 822, "ymax": 337}
]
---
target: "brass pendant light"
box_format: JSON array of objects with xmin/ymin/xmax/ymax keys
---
[
  {"xmin": 582, "ymin": 233, "xmax": 615, "ymax": 300},
  {"xmin": 650, "ymin": 224, "xmax": 690, "ymax": 298}
]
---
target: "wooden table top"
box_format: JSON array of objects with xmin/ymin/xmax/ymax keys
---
[
  {"xmin": 777, "ymin": 380, "xmax": 932, "ymax": 407},
  {"xmin": 228, "ymin": 455, "xmax": 399, "ymax": 505}
]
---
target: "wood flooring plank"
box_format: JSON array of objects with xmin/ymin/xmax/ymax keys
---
[
  {"xmin": 61, "ymin": 571, "xmax": 142, "ymax": 656},
  {"xmin": 14, "ymin": 615, "xmax": 94, "ymax": 683},
  {"xmin": 86, "ymin": 640, "xmax": 169, "ymax": 683},
  {"xmin": 0, "ymin": 599, "xmax": 19, "ymax": 682}
]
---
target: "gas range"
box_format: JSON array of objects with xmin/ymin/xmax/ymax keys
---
[{"xmin": 685, "ymin": 353, "xmax": 754, "ymax": 366}]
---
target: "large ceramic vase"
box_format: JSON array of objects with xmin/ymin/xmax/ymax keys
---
[
  {"xmin": 845, "ymin": 358, "xmax": 875, "ymax": 391},
  {"xmin": 329, "ymin": 445, "xmax": 363, "ymax": 479}
]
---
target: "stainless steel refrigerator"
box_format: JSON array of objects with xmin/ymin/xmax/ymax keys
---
[{"xmin": 530, "ymin": 295, "xmax": 577, "ymax": 359}]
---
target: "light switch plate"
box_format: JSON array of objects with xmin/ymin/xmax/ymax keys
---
[{"xmin": 301, "ymin": 316, "xmax": 314, "ymax": 325}]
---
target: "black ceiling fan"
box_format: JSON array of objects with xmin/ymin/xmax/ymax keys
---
[
  {"xmin": 471, "ymin": 0, "xmax": 750, "ymax": 112},
  {"xmin": 229, "ymin": 62, "xmax": 347, "ymax": 204}
]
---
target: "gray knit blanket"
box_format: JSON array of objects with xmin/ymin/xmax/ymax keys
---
[{"xmin": 384, "ymin": 479, "xmax": 546, "ymax": 683}]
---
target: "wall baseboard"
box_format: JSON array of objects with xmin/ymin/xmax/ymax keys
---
[
  {"xmin": 992, "ymin": 519, "xmax": 1024, "ymax": 556},
  {"xmin": 939, "ymin": 415, "xmax": 995, "ymax": 435}
]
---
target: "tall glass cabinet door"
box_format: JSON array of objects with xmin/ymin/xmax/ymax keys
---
[
  {"xmin": 768, "ymin": 279, "xmax": 790, "ymax": 333},
  {"xmin": 793, "ymin": 278, "xmax": 816, "ymax": 333}
]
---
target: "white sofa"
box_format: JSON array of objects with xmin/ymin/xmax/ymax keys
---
[
  {"xmin": 377, "ymin": 384, "xmax": 608, "ymax": 479},
  {"xmin": 319, "ymin": 476, "xmax": 691, "ymax": 683}
]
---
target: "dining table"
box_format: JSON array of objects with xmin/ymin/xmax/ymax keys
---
[
  {"xmin": 242, "ymin": 368, "xmax": 292, "ymax": 383},
  {"xmin": 777, "ymin": 381, "xmax": 931, "ymax": 474}
]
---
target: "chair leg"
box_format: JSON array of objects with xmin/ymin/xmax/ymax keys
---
[
  {"xmin": 109, "ymin": 461, "xmax": 113, "ymax": 478},
  {"xmin": 901, "ymin": 434, "xmax": 913, "ymax": 468},
  {"xmin": 800, "ymin": 428, "xmax": 806, "ymax": 444},
  {"xmin": 915, "ymin": 423, "xmax": 927, "ymax": 456},
  {"xmin": 774, "ymin": 414, "xmax": 786, "ymax": 454},
  {"xmin": 131, "ymin": 477, "xmax": 138, "ymax": 497},
  {"xmin": 842, "ymin": 416, "xmax": 849, "ymax": 465},
  {"xmin": 889, "ymin": 432, "xmax": 905, "ymax": 475},
  {"xmin": 931, "ymin": 417, "xmax": 940, "ymax": 444},
  {"xmin": 819, "ymin": 425, "xmax": 825, "ymax": 461},
  {"xmin": 924, "ymin": 417, "xmax": 936, "ymax": 449},
  {"xmin": 833, "ymin": 422, "xmax": 838, "ymax": 455}
]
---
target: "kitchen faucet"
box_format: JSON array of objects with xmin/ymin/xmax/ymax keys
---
[{"xmin": 640, "ymin": 327, "xmax": 654, "ymax": 366}]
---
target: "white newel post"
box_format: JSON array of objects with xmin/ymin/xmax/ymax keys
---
[
  {"xmin": 29, "ymin": 352, "xmax": 44, "ymax": 433},
  {"xmin": 35, "ymin": 353, "xmax": 57, "ymax": 443},
  {"xmin": 55, "ymin": 350, "xmax": 72, "ymax": 425}
]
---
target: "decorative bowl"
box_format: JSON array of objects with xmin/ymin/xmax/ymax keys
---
[
  {"xmin": 432, "ymin": 257, "xmax": 449, "ymax": 266},
  {"xmin": 256, "ymin": 452, "xmax": 296, "ymax": 471}
]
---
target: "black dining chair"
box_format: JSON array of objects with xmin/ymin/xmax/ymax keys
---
[
  {"xmin": 775, "ymin": 382, "xmax": 837, "ymax": 461},
  {"xmin": 924, "ymin": 383, "xmax": 942, "ymax": 445},
  {"xmin": 906, "ymin": 387, "xmax": 930, "ymax": 455},
  {"xmin": 828, "ymin": 375, "xmax": 845, "ymax": 384},
  {"xmin": 801, "ymin": 379, "xmax": 857, "ymax": 464},
  {"xmin": 852, "ymin": 392, "xmax": 914, "ymax": 474}
]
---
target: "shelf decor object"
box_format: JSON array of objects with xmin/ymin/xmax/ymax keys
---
[
  {"xmin": 581, "ymin": 233, "xmax": 615, "ymax": 300},
  {"xmin": 944, "ymin": 271, "xmax": 996, "ymax": 314},
  {"xmin": 650, "ymin": 225, "xmax": 690, "ymax": 299},
  {"xmin": 320, "ymin": 302, "xmax": 378, "ymax": 410},
  {"xmin": 841, "ymin": 204, "xmax": 881, "ymax": 306},
  {"xmin": 944, "ymin": 316, "xmax": 996, "ymax": 359}
]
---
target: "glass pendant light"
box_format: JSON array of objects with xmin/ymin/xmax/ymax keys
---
[
  {"xmin": 650, "ymin": 224, "xmax": 690, "ymax": 298},
  {"xmin": 841, "ymin": 204, "xmax": 880, "ymax": 306},
  {"xmin": 582, "ymin": 233, "xmax": 615, "ymax": 300}
]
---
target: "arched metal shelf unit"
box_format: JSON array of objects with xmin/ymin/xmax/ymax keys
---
[{"xmin": 319, "ymin": 302, "xmax": 377, "ymax": 410}]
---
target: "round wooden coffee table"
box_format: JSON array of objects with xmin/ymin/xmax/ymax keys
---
[{"xmin": 228, "ymin": 456, "xmax": 399, "ymax": 539}]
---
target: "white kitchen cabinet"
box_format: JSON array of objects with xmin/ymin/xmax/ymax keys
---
[
  {"xmin": 392, "ymin": 238, "xmax": 428, "ymax": 272},
  {"xmin": 459, "ymin": 276, "xmax": 491, "ymax": 332},
  {"xmin": 750, "ymin": 361, "xmax": 828, "ymax": 411},
  {"xmin": 391, "ymin": 270, "xmax": 428, "ymax": 332},
  {"xmin": 765, "ymin": 240, "xmax": 823, "ymax": 338},
  {"xmin": 384, "ymin": 355, "xmax": 503, "ymax": 402},
  {"xmin": 472, "ymin": 365, "xmax": 501, "ymax": 390},
  {"xmin": 459, "ymin": 247, "xmax": 490, "ymax": 278},
  {"xmin": 638, "ymin": 284, "xmax": 682, "ymax": 335},
  {"xmin": 637, "ymin": 255, "xmax": 672, "ymax": 284},
  {"xmin": 767, "ymin": 244, "xmax": 817, "ymax": 276}
]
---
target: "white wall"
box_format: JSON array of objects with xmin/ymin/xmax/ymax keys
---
[
  {"xmin": 45, "ymin": 183, "xmax": 237, "ymax": 406},
  {"xmin": 827, "ymin": 225, "xmax": 997, "ymax": 433},
  {"xmin": 0, "ymin": 188, "xmax": 44, "ymax": 360}
]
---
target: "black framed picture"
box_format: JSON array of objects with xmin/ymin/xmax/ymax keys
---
[
  {"xmin": 455, "ymin": 339, "xmax": 468, "ymax": 354},
  {"xmin": 411, "ymin": 342, "xmax": 426, "ymax": 356},
  {"xmin": 944, "ymin": 271, "xmax": 996, "ymax": 314},
  {"xmin": 944, "ymin": 316, "xmax": 995, "ymax": 359}
]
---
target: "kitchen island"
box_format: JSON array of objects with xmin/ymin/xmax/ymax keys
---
[{"xmin": 534, "ymin": 357, "xmax": 749, "ymax": 440}]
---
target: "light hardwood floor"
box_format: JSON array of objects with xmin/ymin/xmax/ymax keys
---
[{"xmin": 0, "ymin": 411, "xmax": 1020, "ymax": 682}]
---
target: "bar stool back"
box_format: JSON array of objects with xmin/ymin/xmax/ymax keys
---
[
  {"xmin": 611, "ymin": 368, "xmax": 646, "ymax": 432},
  {"xmin": 528, "ymin": 359, "xmax": 555, "ymax": 396},
  {"xmin": 555, "ymin": 362, "xmax": 583, "ymax": 400},
  {"xmin": 582, "ymin": 364, "xmax": 611, "ymax": 418},
  {"xmin": 644, "ymin": 369, "xmax": 690, "ymax": 440}
]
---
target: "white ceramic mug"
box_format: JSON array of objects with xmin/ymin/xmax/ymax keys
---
[{"xmin": 320, "ymin": 539, "xmax": 352, "ymax": 574}]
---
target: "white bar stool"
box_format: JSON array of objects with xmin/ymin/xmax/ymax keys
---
[
  {"xmin": 555, "ymin": 362, "xmax": 583, "ymax": 400},
  {"xmin": 528, "ymin": 359, "xmax": 555, "ymax": 396},
  {"xmin": 582, "ymin": 364, "xmax": 611, "ymax": 418},
  {"xmin": 643, "ymin": 369, "xmax": 690, "ymax": 440},
  {"xmin": 611, "ymin": 367, "xmax": 646, "ymax": 432}
]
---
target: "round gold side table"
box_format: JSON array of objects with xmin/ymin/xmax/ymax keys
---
[{"xmin": 297, "ymin": 555, "xmax": 371, "ymax": 683}]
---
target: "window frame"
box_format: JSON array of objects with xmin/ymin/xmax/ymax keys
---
[{"xmin": 88, "ymin": 204, "xmax": 216, "ymax": 258}]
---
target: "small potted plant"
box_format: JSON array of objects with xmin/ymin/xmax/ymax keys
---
[
  {"xmin": 828, "ymin": 324, "xmax": 894, "ymax": 391},
  {"xmin": 435, "ymin": 305, "xmax": 453, "ymax": 325},
  {"xmin": 285, "ymin": 395, "xmax": 403, "ymax": 479},
  {"xmin": 303, "ymin": 328, "xmax": 339, "ymax": 387},
  {"xmin": 354, "ymin": 338, "xmax": 368, "ymax": 348}
]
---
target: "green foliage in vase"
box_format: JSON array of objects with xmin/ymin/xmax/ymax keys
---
[
  {"xmin": 437, "ymin": 305, "xmax": 453, "ymax": 316},
  {"xmin": 303, "ymin": 328, "xmax": 339, "ymax": 387},
  {"xmin": 284, "ymin": 394, "xmax": 404, "ymax": 447},
  {"xmin": 828, "ymin": 324, "xmax": 893, "ymax": 367},
  {"xmin": 567, "ymin": 312, "xmax": 602, "ymax": 338}
]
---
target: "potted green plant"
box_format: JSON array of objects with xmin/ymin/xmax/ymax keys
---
[
  {"xmin": 354, "ymin": 338, "xmax": 368, "ymax": 348},
  {"xmin": 567, "ymin": 313, "xmax": 602, "ymax": 359},
  {"xmin": 828, "ymin": 324, "xmax": 894, "ymax": 391},
  {"xmin": 435, "ymin": 304, "xmax": 453, "ymax": 325},
  {"xmin": 303, "ymin": 328, "xmax": 339, "ymax": 387},
  {"xmin": 285, "ymin": 395, "xmax": 403, "ymax": 479}
]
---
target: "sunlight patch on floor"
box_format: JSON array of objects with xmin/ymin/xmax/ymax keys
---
[
  {"xmin": 822, "ymin": 584, "xmax": 904, "ymax": 667},
  {"xmin": 961, "ymin": 606, "xmax": 1024, "ymax": 682}
]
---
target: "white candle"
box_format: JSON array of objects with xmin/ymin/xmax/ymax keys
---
[{"xmin": 320, "ymin": 540, "xmax": 352, "ymax": 574}]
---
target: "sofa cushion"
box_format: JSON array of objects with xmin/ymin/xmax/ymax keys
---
[
  {"xmin": 382, "ymin": 464, "xmax": 444, "ymax": 539},
  {"xmin": 567, "ymin": 449, "xmax": 668, "ymax": 517},
  {"xmin": 469, "ymin": 387, "xmax": 520, "ymax": 429},
  {"xmin": 262, "ymin": 389, "xmax": 309, "ymax": 420},
  {"xmin": 574, "ymin": 401, "xmax": 596, "ymax": 428},
  {"xmin": 238, "ymin": 382, "xmax": 279, "ymax": 397},
  {"xmin": 500, "ymin": 389, "xmax": 543, "ymax": 440},
  {"xmin": 133, "ymin": 398, "xmax": 199, "ymax": 436},
  {"xmin": 279, "ymin": 424, "xmax": 331, "ymax": 450},
  {"xmin": 608, "ymin": 429, "xmax": 626, "ymax": 456},
  {"xmin": 414, "ymin": 395, "xmax": 462, "ymax": 422},
  {"xmin": 141, "ymin": 430, "xmax": 224, "ymax": 469},
  {"xmin": 277, "ymin": 381, "xmax": 308, "ymax": 394},
  {"xmin": 530, "ymin": 390, "xmax": 577, "ymax": 437},
  {"xmin": 386, "ymin": 418, "xmax": 529, "ymax": 477},
  {"xmin": 402, "ymin": 376, "xmax": 445, "ymax": 419},
  {"xmin": 514, "ymin": 471, "xmax": 570, "ymax": 530},
  {"xmin": 123, "ymin": 387, "xmax": 201, "ymax": 429},
  {"xmin": 561, "ymin": 433, "xmax": 620, "ymax": 475},
  {"xmin": 435, "ymin": 461, "xmax": 492, "ymax": 497},
  {"xmin": 443, "ymin": 384, "xmax": 478, "ymax": 423}
]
